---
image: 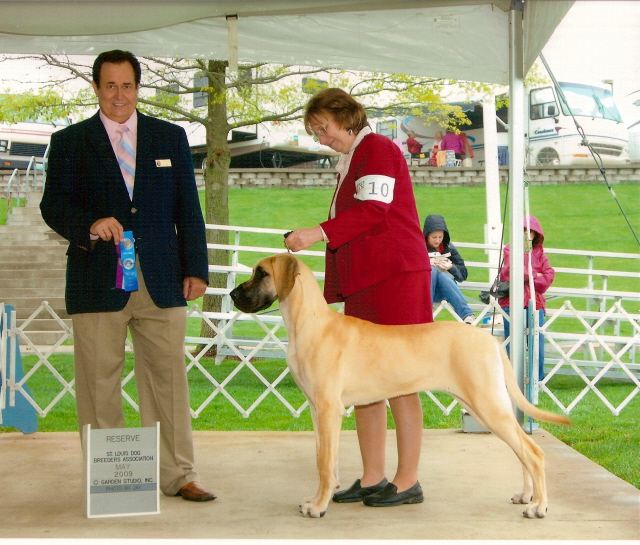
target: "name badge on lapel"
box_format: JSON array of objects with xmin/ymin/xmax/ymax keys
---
[{"xmin": 155, "ymin": 159, "xmax": 172, "ymax": 167}]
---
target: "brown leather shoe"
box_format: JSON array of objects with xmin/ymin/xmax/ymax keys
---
[{"xmin": 175, "ymin": 481, "xmax": 217, "ymax": 502}]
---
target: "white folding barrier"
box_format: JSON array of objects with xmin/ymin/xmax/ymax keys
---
[{"xmin": 1, "ymin": 225, "xmax": 638, "ymax": 423}]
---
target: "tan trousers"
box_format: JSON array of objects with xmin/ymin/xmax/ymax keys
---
[{"xmin": 71, "ymin": 265, "xmax": 199, "ymax": 496}]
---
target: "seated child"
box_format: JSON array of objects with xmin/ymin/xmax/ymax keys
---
[{"xmin": 423, "ymin": 214, "xmax": 475, "ymax": 323}]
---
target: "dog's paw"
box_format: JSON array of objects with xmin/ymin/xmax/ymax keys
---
[
  {"xmin": 300, "ymin": 501, "xmax": 326, "ymax": 518},
  {"xmin": 523, "ymin": 503, "xmax": 547, "ymax": 519},
  {"xmin": 512, "ymin": 492, "xmax": 532, "ymax": 504}
]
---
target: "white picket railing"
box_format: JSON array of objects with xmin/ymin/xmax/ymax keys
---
[
  {"xmin": 0, "ymin": 303, "xmax": 6, "ymax": 422},
  {"xmin": 1, "ymin": 225, "xmax": 638, "ymax": 425}
]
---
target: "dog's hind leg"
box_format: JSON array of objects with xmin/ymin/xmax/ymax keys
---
[
  {"xmin": 454, "ymin": 398, "xmax": 533, "ymax": 501},
  {"xmin": 512, "ymin": 464, "xmax": 534, "ymax": 507},
  {"xmin": 455, "ymin": 398, "xmax": 536, "ymax": 501},
  {"xmin": 300, "ymin": 397, "xmax": 343, "ymax": 518},
  {"xmin": 466, "ymin": 396, "xmax": 548, "ymax": 518},
  {"xmin": 503, "ymin": 429, "xmax": 546, "ymax": 518}
]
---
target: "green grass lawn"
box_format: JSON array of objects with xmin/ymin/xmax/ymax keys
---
[
  {"xmin": 2, "ymin": 181, "xmax": 639, "ymax": 490},
  {"xmin": 538, "ymin": 375, "xmax": 640, "ymax": 489},
  {"xmin": 218, "ymin": 182, "xmax": 640, "ymax": 294},
  {"xmin": 222, "ymin": 182, "xmax": 640, "ymax": 253}
]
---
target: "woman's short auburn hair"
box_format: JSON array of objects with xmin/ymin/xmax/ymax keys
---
[{"xmin": 304, "ymin": 88, "xmax": 369, "ymax": 135}]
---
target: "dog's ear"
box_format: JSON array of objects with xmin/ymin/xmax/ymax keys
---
[{"xmin": 271, "ymin": 253, "xmax": 300, "ymax": 301}]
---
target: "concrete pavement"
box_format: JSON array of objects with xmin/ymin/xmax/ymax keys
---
[{"xmin": 0, "ymin": 428, "xmax": 638, "ymax": 542}]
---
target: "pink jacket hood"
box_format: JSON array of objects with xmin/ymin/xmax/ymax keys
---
[{"xmin": 524, "ymin": 215, "xmax": 544, "ymax": 245}]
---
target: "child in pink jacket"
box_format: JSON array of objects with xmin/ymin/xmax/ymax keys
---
[{"xmin": 499, "ymin": 215, "xmax": 555, "ymax": 380}]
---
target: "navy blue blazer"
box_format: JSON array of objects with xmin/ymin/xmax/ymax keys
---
[{"xmin": 40, "ymin": 110, "xmax": 208, "ymax": 315}]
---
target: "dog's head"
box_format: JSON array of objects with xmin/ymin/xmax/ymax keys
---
[{"xmin": 230, "ymin": 253, "xmax": 300, "ymax": 313}]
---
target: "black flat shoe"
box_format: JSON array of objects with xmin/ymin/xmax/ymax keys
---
[
  {"xmin": 332, "ymin": 478, "xmax": 389, "ymax": 503},
  {"xmin": 363, "ymin": 481, "xmax": 424, "ymax": 507}
]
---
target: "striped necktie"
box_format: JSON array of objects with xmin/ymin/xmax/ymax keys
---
[{"xmin": 116, "ymin": 125, "xmax": 135, "ymax": 199}]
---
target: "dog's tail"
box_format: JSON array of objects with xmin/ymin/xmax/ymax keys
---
[{"xmin": 500, "ymin": 347, "xmax": 571, "ymax": 425}]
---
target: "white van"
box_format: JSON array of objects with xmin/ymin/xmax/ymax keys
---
[{"xmin": 375, "ymin": 82, "xmax": 630, "ymax": 167}]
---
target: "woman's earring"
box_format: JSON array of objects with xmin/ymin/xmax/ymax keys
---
[{"xmin": 348, "ymin": 129, "xmax": 353, "ymax": 135}]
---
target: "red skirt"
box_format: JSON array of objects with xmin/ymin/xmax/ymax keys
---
[{"xmin": 343, "ymin": 270, "xmax": 432, "ymax": 325}]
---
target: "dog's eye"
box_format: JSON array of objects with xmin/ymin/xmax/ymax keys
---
[{"xmin": 254, "ymin": 266, "xmax": 269, "ymax": 281}]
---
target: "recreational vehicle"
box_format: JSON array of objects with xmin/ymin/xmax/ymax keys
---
[{"xmin": 377, "ymin": 82, "xmax": 630, "ymax": 167}]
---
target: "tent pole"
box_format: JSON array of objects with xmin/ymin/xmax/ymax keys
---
[
  {"xmin": 482, "ymin": 93, "xmax": 502, "ymax": 282},
  {"xmin": 508, "ymin": 1, "xmax": 526, "ymax": 424}
]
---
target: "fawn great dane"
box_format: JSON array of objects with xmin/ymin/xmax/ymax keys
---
[{"xmin": 230, "ymin": 253, "xmax": 570, "ymax": 519}]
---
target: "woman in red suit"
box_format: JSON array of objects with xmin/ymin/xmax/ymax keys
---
[
  {"xmin": 406, "ymin": 130, "xmax": 424, "ymax": 157},
  {"xmin": 285, "ymin": 88, "xmax": 432, "ymax": 508}
]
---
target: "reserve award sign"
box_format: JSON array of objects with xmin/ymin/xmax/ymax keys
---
[{"xmin": 84, "ymin": 423, "xmax": 160, "ymax": 518}]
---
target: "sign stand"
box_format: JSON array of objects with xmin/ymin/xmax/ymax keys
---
[{"xmin": 84, "ymin": 423, "xmax": 160, "ymax": 518}]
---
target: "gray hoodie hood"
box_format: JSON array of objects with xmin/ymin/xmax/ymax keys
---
[{"xmin": 422, "ymin": 214, "xmax": 451, "ymax": 247}]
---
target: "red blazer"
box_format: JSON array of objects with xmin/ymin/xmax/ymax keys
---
[{"xmin": 320, "ymin": 133, "xmax": 430, "ymax": 303}]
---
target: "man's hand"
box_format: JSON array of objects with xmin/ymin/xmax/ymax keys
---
[
  {"xmin": 90, "ymin": 217, "xmax": 125, "ymax": 244},
  {"xmin": 183, "ymin": 277, "xmax": 208, "ymax": 301},
  {"xmin": 284, "ymin": 226, "xmax": 324, "ymax": 252}
]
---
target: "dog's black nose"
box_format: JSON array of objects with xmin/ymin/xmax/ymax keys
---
[{"xmin": 230, "ymin": 286, "xmax": 240, "ymax": 302}]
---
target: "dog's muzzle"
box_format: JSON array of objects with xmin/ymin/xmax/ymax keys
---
[{"xmin": 230, "ymin": 284, "xmax": 274, "ymax": 314}]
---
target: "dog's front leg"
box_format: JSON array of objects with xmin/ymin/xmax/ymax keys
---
[
  {"xmin": 301, "ymin": 404, "xmax": 322, "ymax": 507},
  {"xmin": 302, "ymin": 405, "xmax": 340, "ymax": 505},
  {"xmin": 300, "ymin": 401, "xmax": 343, "ymax": 518}
]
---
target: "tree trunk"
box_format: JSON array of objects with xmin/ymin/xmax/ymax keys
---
[{"xmin": 198, "ymin": 60, "xmax": 231, "ymax": 355}]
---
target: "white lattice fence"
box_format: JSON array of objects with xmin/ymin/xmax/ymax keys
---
[
  {"xmin": 184, "ymin": 306, "xmax": 309, "ymax": 418},
  {"xmin": 2, "ymin": 226, "xmax": 639, "ymax": 423},
  {"xmin": 540, "ymin": 300, "xmax": 640, "ymax": 415},
  {"xmin": 2, "ymin": 302, "xmax": 74, "ymax": 417}
]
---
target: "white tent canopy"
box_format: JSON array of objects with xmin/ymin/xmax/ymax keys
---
[
  {"xmin": 0, "ymin": 0, "xmax": 574, "ymax": 415},
  {"xmin": 0, "ymin": 0, "xmax": 571, "ymax": 84}
]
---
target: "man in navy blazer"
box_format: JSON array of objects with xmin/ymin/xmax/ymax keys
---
[{"xmin": 41, "ymin": 50, "xmax": 216, "ymax": 502}]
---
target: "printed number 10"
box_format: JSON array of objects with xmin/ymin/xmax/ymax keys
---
[{"xmin": 368, "ymin": 181, "xmax": 389, "ymax": 197}]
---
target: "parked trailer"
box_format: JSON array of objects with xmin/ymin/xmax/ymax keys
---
[{"xmin": 0, "ymin": 119, "xmax": 68, "ymax": 170}]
